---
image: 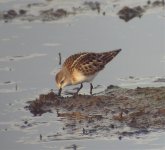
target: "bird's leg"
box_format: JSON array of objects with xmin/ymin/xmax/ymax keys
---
[
  {"xmin": 75, "ymin": 83, "xmax": 83, "ymax": 95},
  {"xmin": 58, "ymin": 88, "xmax": 62, "ymax": 96},
  {"xmin": 73, "ymin": 83, "xmax": 83, "ymax": 97},
  {"xmin": 90, "ymin": 83, "xmax": 93, "ymax": 95}
]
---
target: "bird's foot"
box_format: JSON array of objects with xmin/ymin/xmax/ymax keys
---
[{"xmin": 73, "ymin": 92, "xmax": 79, "ymax": 98}]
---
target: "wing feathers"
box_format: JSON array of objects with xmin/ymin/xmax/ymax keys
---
[{"xmin": 63, "ymin": 49, "xmax": 121, "ymax": 76}]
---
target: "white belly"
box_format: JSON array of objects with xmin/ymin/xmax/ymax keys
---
[
  {"xmin": 72, "ymin": 71, "xmax": 98, "ymax": 85},
  {"xmin": 84, "ymin": 73, "xmax": 98, "ymax": 82}
]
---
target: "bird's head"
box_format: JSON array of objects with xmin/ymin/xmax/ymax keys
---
[{"xmin": 55, "ymin": 70, "xmax": 70, "ymax": 89}]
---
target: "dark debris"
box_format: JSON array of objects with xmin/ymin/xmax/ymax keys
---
[
  {"xmin": 117, "ymin": 0, "xmax": 164, "ymax": 22},
  {"xmin": 117, "ymin": 6, "xmax": 145, "ymax": 22}
]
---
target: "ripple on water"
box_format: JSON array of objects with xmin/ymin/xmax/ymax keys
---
[{"xmin": 0, "ymin": 53, "xmax": 47, "ymax": 62}]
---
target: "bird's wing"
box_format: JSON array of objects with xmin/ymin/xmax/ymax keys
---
[
  {"xmin": 74, "ymin": 53, "xmax": 105, "ymax": 75},
  {"xmin": 74, "ymin": 50, "xmax": 120, "ymax": 75},
  {"xmin": 63, "ymin": 52, "xmax": 88, "ymax": 72},
  {"xmin": 63, "ymin": 49, "xmax": 121, "ymax": 76}
]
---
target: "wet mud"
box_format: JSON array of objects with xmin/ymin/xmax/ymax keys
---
[
  {"xmin": 0, "ymin": 1, "xmax": 101, "ymax": 23},
  {"xmin": 26, "ymin": 85, "xmax": 165, "ymax": 138},
  {"xmin": 0, "ymin": 0, "xmax": 164, "ymax": 23},
  {"xmin": 117, "ymin": 0, "xmax": 164, "ymax": 22},
  {"xmin": 117, "ymin": 6, "xmax": 145, "ymax": 22}
]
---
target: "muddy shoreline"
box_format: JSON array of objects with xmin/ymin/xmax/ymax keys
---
[
  {"xmin": 25, "ymin": 85, "xmax": 165, "ymax": 139},
  {"xmin": 0, "ymin": 0, "xmax": 164, "ymax": 23}
]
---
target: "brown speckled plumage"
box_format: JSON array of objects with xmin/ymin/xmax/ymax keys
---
[
  {"xmin": 63, "ymin": 52, "xmax": 88, "ymax": 73},
  {"xmin": 55, "ymin": 49, "xmax": 121, "ymax": 95},
  {"xmin": 63, "ymin": 50, "xmax": 120, "ymax": 76}
]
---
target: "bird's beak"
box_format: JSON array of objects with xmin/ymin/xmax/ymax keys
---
[{"xmin": 58, "ymin": 87, "xmax": 62, "ymax": 96}]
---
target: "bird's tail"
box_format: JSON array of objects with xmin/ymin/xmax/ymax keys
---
[{"xmin": 101, "ymin": 49, "xmax": 121, "ymax": 64}]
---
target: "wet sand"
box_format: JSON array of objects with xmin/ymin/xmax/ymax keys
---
[{"xmin": 26, "ymin": 85, "xmax": 165, "ymax": 139}]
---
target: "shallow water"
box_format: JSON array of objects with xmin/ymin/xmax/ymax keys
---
[{"xmin": 0, "ymin": 0, "xmax": 165, "ymax": 150}]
